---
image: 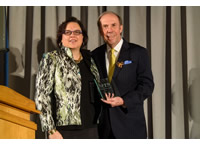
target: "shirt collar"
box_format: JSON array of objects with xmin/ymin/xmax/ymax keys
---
[{"xmin": 106, "ymin": 38, "xmax": 123, "ymax": 53}]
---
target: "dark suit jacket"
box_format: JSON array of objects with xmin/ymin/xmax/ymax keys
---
[{"xmin": 92, "ymin": 39, "xmax": 154, "ymax": 139}]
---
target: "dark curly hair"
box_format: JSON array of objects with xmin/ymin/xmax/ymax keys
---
[{"xmin": 57, "ymin": 17, "xmax": 88, "ymax": 48}]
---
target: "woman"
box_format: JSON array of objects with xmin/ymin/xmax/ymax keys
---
[{"xmin": 35, "ymin": 17, "xmax": 101, "ymax": 139}]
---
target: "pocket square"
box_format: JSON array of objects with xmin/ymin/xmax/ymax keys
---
[{"xmin": 124, "ymin": 60, "xmax": 132, "ymax": 65}]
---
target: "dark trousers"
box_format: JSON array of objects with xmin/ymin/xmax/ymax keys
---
[
  {"xmin": 59, "ymin": 127, "xmax": 99, "ymax": 139},
  {"xmin": 98, "ymin": 108, "xmax": 116, "ymax": 139}
]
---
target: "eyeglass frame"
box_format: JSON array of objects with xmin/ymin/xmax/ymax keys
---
[{"xmin": 63, "ymin": 30, "xmax": 83, "ymax": 36}]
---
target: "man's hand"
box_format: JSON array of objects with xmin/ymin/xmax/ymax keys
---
[
  {"xmin": 101, "ymin": 93, "xmax": 125, "ymax": 107},
  {"xmin": 48, "ymin": 130, "xmax": 63, "ymax": 139}
]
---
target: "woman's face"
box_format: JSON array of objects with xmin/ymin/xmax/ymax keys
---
[{"xmin": 61, "ymin": 22, "xmax": 83, "ymax": 50}]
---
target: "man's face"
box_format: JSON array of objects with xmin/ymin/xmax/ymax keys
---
[{"xmin": 100, "ymin": 13, "xmax": 123, "ymax": 48}]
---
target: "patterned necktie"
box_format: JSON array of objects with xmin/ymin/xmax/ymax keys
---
[{"xmin": 108, "ymin": 48, "xmax": 116, "ymax": 82}]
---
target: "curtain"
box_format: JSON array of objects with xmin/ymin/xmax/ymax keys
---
[
  {"xmin": 5, "ymin": 6, "xmax": 200, "ymax": 139},
  {"xmin": 0, "ymin": 7, "xmax": 7, "ymax": 85}
]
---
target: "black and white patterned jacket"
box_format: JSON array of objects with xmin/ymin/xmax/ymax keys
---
[{"xmin": 35, "ymin": 46, "xmax": 100, "ymax": 132}]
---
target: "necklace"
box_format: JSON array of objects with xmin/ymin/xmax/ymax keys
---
[{"xmin": 74, "ymin": 53, "xmax": 83, "ymax": 64}]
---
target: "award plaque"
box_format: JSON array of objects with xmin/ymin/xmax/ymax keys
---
[{"xmin": 94, "ymin": 78, "xmax": 114, "ymax": 99}]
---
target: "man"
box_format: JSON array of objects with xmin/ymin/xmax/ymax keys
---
[{"xmin": 92, "ymin": 11, "xmax": 154, "ymax": 139}]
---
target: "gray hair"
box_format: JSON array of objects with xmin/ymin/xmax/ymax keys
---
[{"xmin": 97, "ymin": 11, "xmax": 122, "ymax": 31}]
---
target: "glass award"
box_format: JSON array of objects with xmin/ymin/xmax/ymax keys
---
[{"xmin": 94, "ymin": 78, "xmax": 114, "ymax": 99}]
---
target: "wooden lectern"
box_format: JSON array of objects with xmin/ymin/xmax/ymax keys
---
[{"xmin": 0, "ymin": 85, "xmax": 40, "ymax": 139}]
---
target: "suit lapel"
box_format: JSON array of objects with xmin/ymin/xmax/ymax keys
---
[
  {"xmin": 98, "ymin": 45, "xmax": 108, "ymax": 79},
  {"xmin": 113, "ymin": 40, "xmax": 130, "ymax": 78}
]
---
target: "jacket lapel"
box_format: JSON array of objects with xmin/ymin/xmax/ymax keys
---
[
  {"xmin": 113, "ymin": 40, "xmax": 130, "ymax": 78},
  {"xmin": 98, "ymin": 45, "xmax": 108, "ymax": 79}
]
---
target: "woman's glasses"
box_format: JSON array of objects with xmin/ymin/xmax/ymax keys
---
[{"xmin": 63, "ymin": 30, "xmax": 82, "ymax": 36}]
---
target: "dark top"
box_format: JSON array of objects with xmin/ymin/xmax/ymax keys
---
[
  {"xmin": 79, "ymin": 59, "xmax": 97, "ymax": 128},
  {"xmin": 56, "ymin": 58, "xmax": 97, "ymax": 131}
]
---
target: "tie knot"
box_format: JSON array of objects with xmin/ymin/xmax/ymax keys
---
[{"xmin": 110, "ymin": 48, "xmax": 115, "ymax": 54}]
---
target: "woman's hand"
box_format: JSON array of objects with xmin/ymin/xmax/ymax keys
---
[{"xmin": 48, "ymin": 130, "xmax": 63, "ymax": 139}]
